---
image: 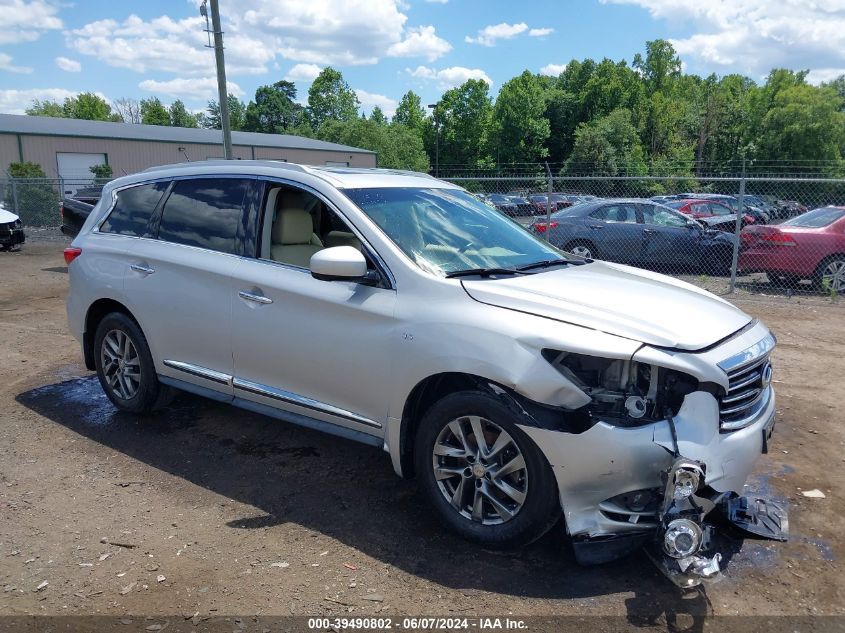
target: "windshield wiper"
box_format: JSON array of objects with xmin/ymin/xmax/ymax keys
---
[
  {"xmin": 445, "ymin": 267, "xmax": 531, "ymax": 278},
  {"xmin": 515, "ymin": 258, "xmax": 588, "ymax": 271}
]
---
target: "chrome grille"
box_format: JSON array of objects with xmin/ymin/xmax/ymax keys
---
[{"xmin": 719, "ymin": 354, "xmax": 772, "ymax": 431}]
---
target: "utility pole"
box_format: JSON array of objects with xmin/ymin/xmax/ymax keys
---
[
  {"xmin": 427, "ymin": 103, "xmax": 439, "ymax": 177},
  {"xmin": 203, "ymin": 0, "xmax": 232, "ymax": 159}
]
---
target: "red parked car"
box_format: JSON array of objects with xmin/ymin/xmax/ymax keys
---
[
  {"xmin": 665, "ymin": 199, "xmax": 755, "ymax": 227},
  {"xmin": 739, "ymin": 206, "xmax": 845, "ymax": 292}
]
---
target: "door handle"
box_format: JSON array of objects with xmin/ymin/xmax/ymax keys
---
[
  {"xmin": 642, "ymin": 228, "xmax": 657, "ymax": 234},
  {"xmin": 238, "ymin": 290, "xmax": 273, "ymax": 305},
  {"xmin": 130, "ymin": 263, "xmax": 155, "ymax": 275},
  {"xmin": 587, "ymin": 224, "xmax": 604, "ymax": 230}
]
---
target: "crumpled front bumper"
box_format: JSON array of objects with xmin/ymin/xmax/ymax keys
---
[{"xmin": 518, "ymin": 384, "xmax": 778, "ymax": 585}]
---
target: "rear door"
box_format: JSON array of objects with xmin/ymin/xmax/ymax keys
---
[
  {"xmin": 123, "ymin": 177, "xmax": 256, "ymax": 396},
  {"xmin": 586, "ymin": 203, "xmax": 643, "ymax": 263}
]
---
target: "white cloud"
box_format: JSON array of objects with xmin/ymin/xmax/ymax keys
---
[
  {"xmin": 355, "ymin": 89, "xmax": 397, "ymax": 117},
  {"xmin": 67, "ymin": 14, "xmax": 273, "ymax": 77},
  {"xmin": 242, "ymin": 0, "xmax": 408, "ymax": 66},
  {"xmin": 602, "ymin": 0, "xmax": 845, "ymax": 78},
  {"xmin": 465, "ymin": 22, "xmax": 528, "ymax": 46},
  {"xmin": 407, "ymin": 65, "xmax": 493, "ymax": 89},
  {"xmin": 386, "ymin": 25, "xmax": 451, "ymax": 62},
  {"xmin": 528, "ymin": 27, "xmax": 554, "ymax": 37},
  {"xmin": 139, "ymin": 77, "xmax": 244, "ymax": 100},
  {"xmin": 55, "ymin": 56, "xmax": 81, "ymax": 72},
  {"xmin": 0, "ymin": 0, "xmax": 62, "ymax": 45},
  {"xmin": 0, "ymin": 52, "xmax": 32, "ymax": 73},
  {"xmin": 426, "ymin": 0, "xmax": 448, "ymax": 3},
  {"xmin": 806, "ymin": 68, "xmax": 845, "ymax": 85},
  {"xmin": 539, "ymin": 63, "xmax": 567, "ymax": 77},
  {"xmin": 285, "ymin": 63, "xmax": 323, "ymax": 82},
  {"xmin": 0, "ymin": 88, "xmax": 80, "ymax": 114}
]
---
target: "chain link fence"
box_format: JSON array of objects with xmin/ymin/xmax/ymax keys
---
[
  {"xmin": 437, "ymin": 167, "xmax": 845, "ymax": 302},
  {"xmin": 3, "ymin": 168, "xmax": 843, "ymax": 301},
  {"xmin": 1, "ymin": 177, "xmax": 101, "ymax": 227}
]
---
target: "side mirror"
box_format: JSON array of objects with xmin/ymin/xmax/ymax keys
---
[{"xmin": 310, "ymin": 246, "xmax": 370, "ymax": 282}]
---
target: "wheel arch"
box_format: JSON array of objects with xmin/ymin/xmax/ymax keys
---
[
  {"xmin": 397, "ymin": 371, "xmax": 573, "ymax": 479},
  {"xmin": 83, "ymin": 298, "xmax": 137, "ymax": 370}
]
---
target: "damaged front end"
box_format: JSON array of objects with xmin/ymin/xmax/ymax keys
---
[{"xmin": 516, "ymin": 328, "xmax": 787, "ymax": 587}]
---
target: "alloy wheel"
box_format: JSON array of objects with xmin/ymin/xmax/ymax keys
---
[
  {"xmin": 569, "ymin": 244, "xmax": 593, "ymax": 258},
  {"xmin": 822, "ymin": 259, "xmax": 845, "ymax": 293},
  {"xmin": 432, "ymin": 415, "xmax": 528, "ymax": 525},
  {"xmin": 100, "ymin": 329, "xmax": 141, "ymax": 400}
]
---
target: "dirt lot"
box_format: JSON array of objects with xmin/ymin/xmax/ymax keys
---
[{"xmin": 1, "ymin": 240, "xmax": 843, "ymax": 624}]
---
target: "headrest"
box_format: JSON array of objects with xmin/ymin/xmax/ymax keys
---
[{"xmin": 272, "ymin": 209, "xmax": 314, "ymax": 245}]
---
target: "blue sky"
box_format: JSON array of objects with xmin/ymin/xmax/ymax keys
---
[{"xmin": 1, "ymin": 0, "xmax": 844, "ymax": 117}]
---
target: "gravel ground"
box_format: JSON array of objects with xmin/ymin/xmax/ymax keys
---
[{"xmin": 0, "ymin": 239, "xmax": 843, "ymax": 625}]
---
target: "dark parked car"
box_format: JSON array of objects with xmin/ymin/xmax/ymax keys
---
[
  {"xmin": 664, "ymin": 198, "xmax": 755, "ymax": 230},
  {"xmin": 60, "ymin": 197, "xmax": 96, "ymax": 237},
  {"xmin": 531, "ymin": 199, "xmax": 737, "ymax": 275}
]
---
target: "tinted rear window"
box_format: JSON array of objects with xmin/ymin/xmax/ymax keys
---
[
  {"xmin": 783, "ymin": 207, "xmax": 845, "ymax": 228},
  {"xmin": 157, "ymin": 179, "xmax": 248, "ymax": 254},
  {"xmin": 100, "ymin": 182, "xmax": 168, "ymax": 237}
]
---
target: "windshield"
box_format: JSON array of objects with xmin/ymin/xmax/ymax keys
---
[
  {"xmin": 782, "ymin": 207, "xmax": 845, "ymax": 228},
  {"xmin": 344, "ymin": 187, "xmax": 566, "ymax": 274}
]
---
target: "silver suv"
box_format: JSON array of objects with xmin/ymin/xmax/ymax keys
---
[{"xmin": 66, "ymin": 161, "xmax": 782, "ymax": 586}]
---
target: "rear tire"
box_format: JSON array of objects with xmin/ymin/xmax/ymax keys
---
[
  {"xmin": 414, "ymin": 391, "xmax": 561, "ymax": 549},
  {"xmin": 94, "ymin": 312, "xmax": 163, "ymax": 414},
  {"xmin": 564, "ymin": 240, "xmax": 598, "ymax": 260},
  {"xmin": 813, "ymin": 256, "xmax": 845, "ymax": 294}
]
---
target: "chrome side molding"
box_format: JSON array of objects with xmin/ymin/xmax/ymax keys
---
[
  {"xmin": 162, "ymin": 359, "xmax": 232, "ymax": 386},
  {"xmin": 232, "ymin": 377, "xmax": 382, "ymax": 429}
]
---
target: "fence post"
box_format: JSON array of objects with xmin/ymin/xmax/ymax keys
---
[
  {"xmin": 728, "ymin": 159, "xmax": 746, "ymax": 293},
  {"xmin": 544, "ymin": 162, "xmax": 553, "ymax": 242},
  {"xmin": 10, "ymin": 178, "xmax": 19, "ymax": 216}
]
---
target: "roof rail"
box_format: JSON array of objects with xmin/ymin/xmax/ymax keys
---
[{"xmin": 141, "ymin": 159, "xmax": 309, "ymax": 174}]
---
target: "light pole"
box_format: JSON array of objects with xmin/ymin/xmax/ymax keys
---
[
  {"xmin": 201, "ymin": 0, "xmax": 232, "ymax": 159},
  {"xmin": 427, "ymin": 103, "xmax": 439, "ymax": 177}
]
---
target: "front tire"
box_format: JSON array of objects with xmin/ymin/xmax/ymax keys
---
[
  {"xmin": 94, "ymin": 312, "xmax": 162, "ymax": 414},
  {"xmin": 414, "ymin": 391, "xmax": 561, "ymax": 548},
  {"xmin": 564, "ymin": 240, "xmax": 598, "ymax": 260}
]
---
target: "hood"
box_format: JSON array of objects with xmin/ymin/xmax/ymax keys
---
[
  {"xmin": 462, "ymin": 261, "xmax": 751, "ymax": 351},
  {"xmin": 0, "ymin": 206, "xmax": 19, "ymax": 224}
]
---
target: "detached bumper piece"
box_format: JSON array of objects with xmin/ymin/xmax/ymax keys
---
[{"xmin": 648, "ymin": 458, "xmax": 789, "ymax": 588}]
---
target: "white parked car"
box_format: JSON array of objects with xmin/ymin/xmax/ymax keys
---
[
  {"xmin": 0, "ymin": 202, "xmax": 25, "ymax": 251},
  {"xmin": 66, "ymin": 162, "xmax": 784, "ymax": 586}
]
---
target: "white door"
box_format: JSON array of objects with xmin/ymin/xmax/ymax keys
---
[{"xmin": 57, "ymin": 152, "xmax": 106, "ymax": 195}]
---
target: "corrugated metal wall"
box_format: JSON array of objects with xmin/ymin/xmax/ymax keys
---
[{"xmin": 1, "ymin": 133, "xmax": 376, "ymax": 178}]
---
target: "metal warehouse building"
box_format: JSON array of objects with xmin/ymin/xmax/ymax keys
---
[{"xmin": 0, "ymin": 113, "xmax": 376, "ymax": 187}]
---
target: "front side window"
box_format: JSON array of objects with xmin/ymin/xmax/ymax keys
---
[
  {"xmin": 157, "ymin": 178, "xmax": 248, "ymax": 255},
  {"xmin": 641, "ymin": 205, "xmax": 689, "ymax": 228},
  {"xmin": 344, "ymin": 187, "xmax": 563, "ymax": 274},
  {"xmin": 100, "ymin": 182, "xmax": 168, "ymax": 237}
]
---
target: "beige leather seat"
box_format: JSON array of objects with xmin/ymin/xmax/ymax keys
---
[
  {"xmin": 324, "ymin": 230, "xmax": 362, "ymax": 251},
  {"xmin": 270, "ymin": 191, "xmax": 323, "ymax": 267}
]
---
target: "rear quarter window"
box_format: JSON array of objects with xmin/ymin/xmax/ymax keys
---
[
  {"xmin": 157, "ymin": 179, "xmax": 249, "ymax": 255},
  {"xmin": 100, "ymin": 182, "xmax": 168, "ymax": 237}
]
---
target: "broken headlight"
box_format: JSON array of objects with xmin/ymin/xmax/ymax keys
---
[{"xmin": 542, "ymin": 350, "xmax": 698, "ymax": 425}]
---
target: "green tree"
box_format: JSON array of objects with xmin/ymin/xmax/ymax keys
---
[
  {"xmin": 758, "ymin": 84, "xmax": 845, "ymax": 167},
  {"xmin": 563, "ymin": 108, "xmax": 647, "ymax": 176},
  {"xmin": 307, "ymin": 67, "xmax": 359, "ymax": 129},
  {"xmin": 205, "ymin": 94, "xmax": 247, "ymax": 131},
  {"xmin": 140, "ymin": 97, "xmax": 171, "ymax": 126},
  {"xmin": 393, "ymin": 90, "xmax": 427, "ymax": 132},
  {"xmin": 318, "ymin": 119, "xmax": 428, "ymax": 171},
  {"xmin": 4, "ymin": 162, "xmax": 57, "ymax": 226},
  {"xmin": 26, "ymin": 100, "xmax": 65, "ymax": 117},
  {"xmin": 243, "ymin": 80, "xmax": 304, "ymax": 133},
  {"xmin": 168, "ymin": 100, "xmax": 198, "ymax": 128},
  {"xmin": 369, "ymin": 106, "xmax": 388, "ymax": 125},
  {"xmin": 429, "ymin": 79, "xmax": 493, "ymax": 167},
  {"xmin": 490, "ymin": 71, "xmax": 550, "ymax": 164},
  {"xmin": 63, "ymin": 93, "xmax": 118, "ymax": 121},
  {"xmin": 633, "ymin": 39, "xmax": 682, "ymax": 94},
  {"xmin": 89, "ymin": 163, "xmax": 112, "ymax": 180}
]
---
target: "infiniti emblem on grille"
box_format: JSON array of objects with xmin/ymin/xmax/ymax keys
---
[{"xmin": 761, "ymin": 362, "xmax": 773, "ymax": 387}]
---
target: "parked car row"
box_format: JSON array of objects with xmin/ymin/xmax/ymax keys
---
[
  {"xmin": 529, "ymin": 198, "xmax": 737, "ymax": 276},
  {"xmin": 0, "ymin": 202, "xmax": 25, "ymax": 251}
]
